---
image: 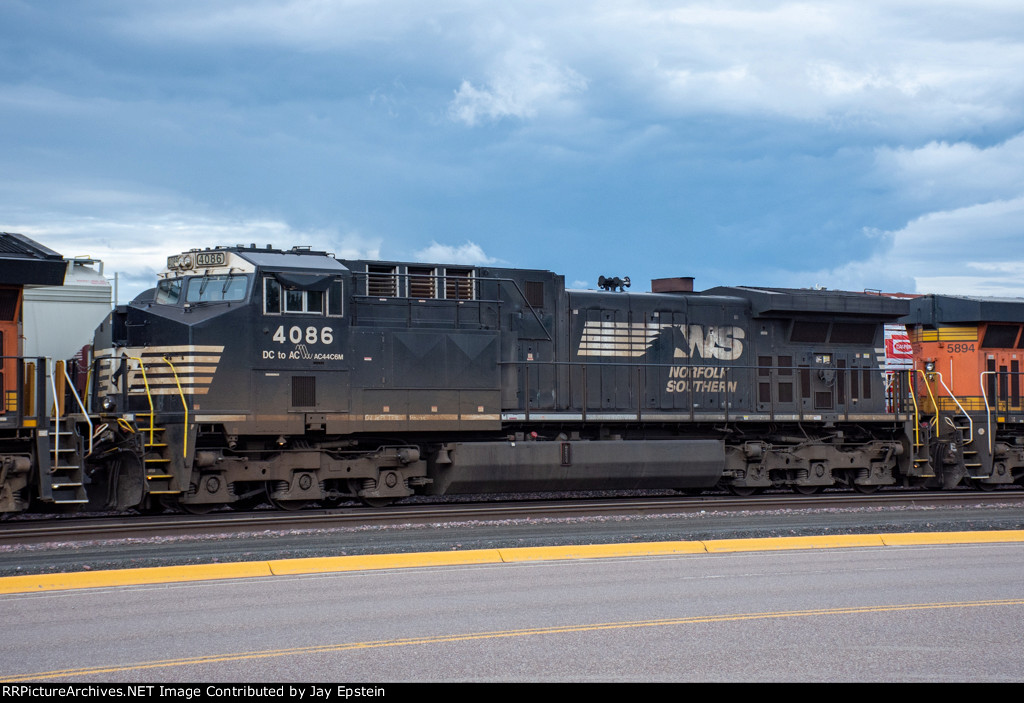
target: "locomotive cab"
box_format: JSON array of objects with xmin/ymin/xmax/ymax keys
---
[{"xmin": 89, "ymin": 245, "xmax": 360, "ymax": 510}]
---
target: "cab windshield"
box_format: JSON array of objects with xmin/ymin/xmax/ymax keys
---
[
  {"xmin": 155, "ymin": 278, "xmax": 184, "ymax": 305},
  {"xmin": 185, "ymin": 274, "xmax": 250, "ymax": 303}
]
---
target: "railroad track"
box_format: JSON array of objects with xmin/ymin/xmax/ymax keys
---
[{"xmin": 3, "ymin": 489, "xmax": 1023, "ymax": 546}]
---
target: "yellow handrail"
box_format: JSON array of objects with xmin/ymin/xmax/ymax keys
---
[
  {"xmin": 162, "ymin": 357, "xmax": 189, "ymax": 459},
  {"xmin": 907, "ymin": 370, "xmax": 921, "ymax": 448},
  {"xmin": 85, "ymin": 365, "xmax": 93, "ymax": 413},
  {"xmin": 916, "ymin": 369, "xmax": 940, "ymax": 434},
  {"xmin": 127, "ymin": 356, "xmax": 156, "ymax": 444}
]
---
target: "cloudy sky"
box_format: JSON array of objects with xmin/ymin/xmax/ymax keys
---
[{"xmin": 3, "ymin": 1, "xmax": 1024, "ymax": 302}]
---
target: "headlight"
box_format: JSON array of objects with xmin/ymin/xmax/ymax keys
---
[{"xmin": 101, "ymin": 396, "xmax": 116, "ymax": 412}]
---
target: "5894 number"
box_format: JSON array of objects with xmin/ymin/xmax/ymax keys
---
[
  {"xmin": 272, "ymin": 325, "xmax": 334, "ymax": 345},
  {"xmin": 947, "ymin": 343, "xmax": 975, "ymax": 353}
]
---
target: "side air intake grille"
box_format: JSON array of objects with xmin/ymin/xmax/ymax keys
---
[{"xmin": 292, "ymin": 376, "xmax": 316, "ymax": 407}]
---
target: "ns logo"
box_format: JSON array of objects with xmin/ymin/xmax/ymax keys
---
[
  {"xmin": 577, "ymin": 320, "xmax": 746, "ymax": 360},
  {"xmin": 670, "ymin": 325, "xmax": 745, "ymax": 361}
]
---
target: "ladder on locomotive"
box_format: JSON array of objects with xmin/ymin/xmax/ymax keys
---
[
  {"xmin": 47, "ymin": 360, "xmax": 88, "ymax": 505},
  {"xmin": 949, "ymin": 414, "xmax": 988, "ymax": 480},
  {"xmin": 907, "ymin": 370, "xmax": 935, "ymax": 478},
  {"xmin": 139, "ymin": 414, "xmax": 178, "ymax": 495},
  {"xmin": 935, "ymin": 371, "xmax": 988, "ymax": 480},
  {"xmin": 130, "ymin": 356, "xmax": 189, "ymax": 497},
  {"xmin": 915, "ymin": 368, "xmax": 989, "ymax": 482}
]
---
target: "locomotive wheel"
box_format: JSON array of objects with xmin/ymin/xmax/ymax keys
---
[
  {"xmin": 793, "ymin": 485, "xmax": 823, "ymax": 495},
  {"xmin": 268, "ymin": 497, "xmax": 310, "ymax": 511},
  {"xmin": 362, "ymin": 497, "xmax": 395, "ymax": 508},
  {"xmin": 728, "ymin": 485, "xmax": 762, "ymax": 497},
  {"xmin": 180, "ymin": 502, "xmax": 222, "ymax": 515},
  {"xmin": 231, "ymin": 496, "xmax": 264, "ymax": 511},
  {"xmin": 972, "ymin": 479, "xmax": 998, "ymax": 492},
  {"xmin": 853, "ymin": 483, "xmax": 880, "ymax": 494},
  {"xmin": 264, "ymin": 484, "xmax": 310, "ymax": 511},
  {"xmin": 230, "ymin": 488, "xmax": 266, "ymax": 511}
]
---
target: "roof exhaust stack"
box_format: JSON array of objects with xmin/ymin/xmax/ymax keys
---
[{"xmin": 652, "ymin": 277, "xmax": 694, "ymax": 293}]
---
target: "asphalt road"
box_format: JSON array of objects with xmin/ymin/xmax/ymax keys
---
[{"xmin": 3, "ymin": 540, "xmax": 1023, "ymax": 682}]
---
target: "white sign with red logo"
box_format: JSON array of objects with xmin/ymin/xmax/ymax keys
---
[{"xmin": 884, "ymin": 324, "xmax": 913, "ymax": 369}]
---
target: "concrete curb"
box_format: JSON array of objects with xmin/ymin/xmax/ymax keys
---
[{"xmin": 3, "ymin": 530, "xmax": 1022, "ymax": 595}]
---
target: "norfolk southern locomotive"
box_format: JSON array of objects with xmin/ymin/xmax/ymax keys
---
[
  {"xmin": 66, "ymin": 242, "xmax": 925, "ymax": 513},
  {"xmin": 10, "ymin": 242, "xmax": 1023, "ymax": 515}
]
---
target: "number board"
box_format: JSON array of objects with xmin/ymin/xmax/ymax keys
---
[{"xmin": 195, "ymin": 251, "xmax": 226, "ymax": 267}]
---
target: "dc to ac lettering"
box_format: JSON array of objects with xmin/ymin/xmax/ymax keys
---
[{"xmin": 261, "ymin": 349, "xmax": 344, "ymax": 360}]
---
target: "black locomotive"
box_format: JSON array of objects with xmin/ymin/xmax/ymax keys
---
[{"xmin": 74, "ymin": 244, "xmax": 924, "ymax": 512}]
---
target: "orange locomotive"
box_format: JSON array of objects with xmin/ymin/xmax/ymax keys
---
[
  {"xmin": 903, "ymin": 296, "xmax": 1024, "ymax": 489},
  {"xmin": 0, "ymin": 232, "xmax": 80, "ymax": 512}
]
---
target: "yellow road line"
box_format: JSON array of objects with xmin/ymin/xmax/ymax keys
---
[
  {"xmin": 2, "ymin": 531, "xmax": 1023, "ymax": 596},
  {"xmin": 4, "ymin": 598, "xmax": 1023, "ymax": 682}
]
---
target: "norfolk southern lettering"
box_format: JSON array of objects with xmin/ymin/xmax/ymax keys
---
[{"xmin": 665, "ymin": 365, "xmax": 739, "ymax": 393}]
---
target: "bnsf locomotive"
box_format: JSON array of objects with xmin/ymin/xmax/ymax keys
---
[
  {"xmin": 4, "ymin": 242, "xmax": 1024, "ymax": 514},
  {"xmin": 902, "ymin": 295, "xmax": 1024, "ymax": 490}
]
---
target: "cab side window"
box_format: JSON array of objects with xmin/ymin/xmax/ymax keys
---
[
  {"xmin": 327, "ymin": 281, "xmax": 343, "ymax": 316},
  {"xmin": 264, "ymin": 278, "xmax": 282, "ymax": 314},
  {"xmin": 264, "ymin": 277, "xmax": 343, "ymax": 316}
]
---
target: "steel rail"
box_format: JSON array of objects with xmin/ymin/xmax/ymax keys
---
[{"xmin": 3, "ymin": 490, "xmax": 1023, "ymax": 546}]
